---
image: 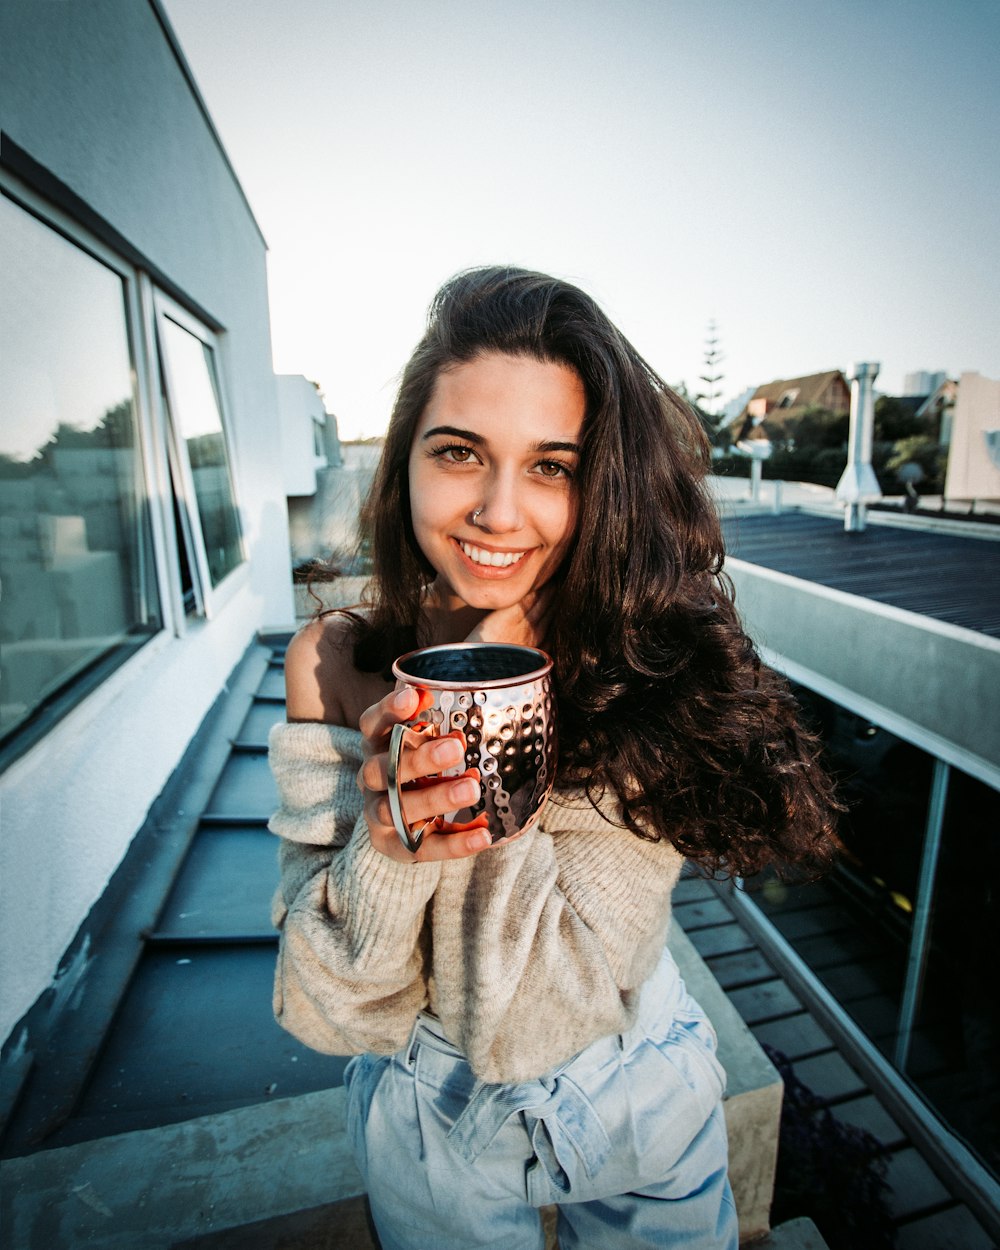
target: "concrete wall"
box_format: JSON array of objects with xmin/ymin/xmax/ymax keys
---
[
  {"xmin": 0, "ymin": 0, "xmax": 295, "ymax": 1045},
  {"xmin": 727, "ymin": 558, "xmax": 1000, "ymax": 782}
]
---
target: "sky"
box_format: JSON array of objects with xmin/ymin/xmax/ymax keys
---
[{"xmin": 162, "ymin": 0, "xmax": 1000, "ymax": 440}]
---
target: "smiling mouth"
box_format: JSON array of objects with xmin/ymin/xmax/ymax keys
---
[{"xmin": 457, "ymin": 540, "xmax": 529, "ymax": 569}]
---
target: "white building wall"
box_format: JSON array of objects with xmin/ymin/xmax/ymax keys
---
[
  {"xmin": 276, "ymin": 374, "xmax": 332, "ymax": 496},
  {"xmin": 0, "ymin": 0, "xmax": 294, "ymax": 1045},
  {"xmin": 943, "ymin": 372, "xmax": 1000, "ymax": 503}
]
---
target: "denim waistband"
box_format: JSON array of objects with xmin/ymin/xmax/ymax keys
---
[
  {"xmin": 406, "ymin": 944, "xmax": 689, "ymax": 1083},
  {"xmin": 398, "ymin": 948, "xmax": 697, "ymax": 1202}
]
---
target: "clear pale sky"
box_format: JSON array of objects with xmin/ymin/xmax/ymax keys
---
[{"xmin": 163, "ymin": 0, "xmax": 999, "ymax": 440}]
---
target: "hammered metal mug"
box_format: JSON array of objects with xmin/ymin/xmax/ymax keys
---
[{"xmin": 387, "ymin": 643, "xmax": 556, "ymax": 853}]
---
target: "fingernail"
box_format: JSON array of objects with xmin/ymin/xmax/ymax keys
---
[
  {"xmin": 467, "ymin": 830, "xmax": 492, "ymax": 852},
  {"xmin": 431, "ymin": 738, "xmax": 464, "ymax": 766},
  {"xmin": 452, "ymin": 778, "xmax": 479, "ymax": 804},
  {"xmin": 393, "ymin": 689, "xmax": 412, "ymax": 712}
]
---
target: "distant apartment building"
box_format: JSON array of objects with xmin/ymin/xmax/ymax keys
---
[
  {"xmin": 0, "ymin": 0, "xmax": 293, "ymax": 1052},
  {"xmin": 904, "ymin": 369, "xmax": 947, "ymax": 397}
]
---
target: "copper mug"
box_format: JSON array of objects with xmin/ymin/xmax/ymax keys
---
[{"xmin": 387, "ymin": 643, "xmax": 556, "ymax": 853}]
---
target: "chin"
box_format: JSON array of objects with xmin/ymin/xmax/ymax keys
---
[{"xmin": 460, "ymin": 585, "xmax": 526, "ymax": 612}]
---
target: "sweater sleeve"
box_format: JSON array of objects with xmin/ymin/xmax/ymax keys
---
[
  {"xmin": 430, "ymin": 790, "xmax": 684, "ymax": 1083},
  {"xmin": 268, "ymin": 721, "xmax": 441, "ymax": 1057}
]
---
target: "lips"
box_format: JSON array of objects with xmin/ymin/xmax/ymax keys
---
[
  {"xmin": 451, "ymin": 537, "xmax": 534, "ymax": 577},
  {"xmin": 459, "ymin": 541, "xmax": 527, "ymax": 568}
]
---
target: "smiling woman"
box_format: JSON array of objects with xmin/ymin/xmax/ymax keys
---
[
  {"xmin": 267, "ymin": 265, "xmax": 841, "ymax": 1250},
  {"xmin": 408, "ymin": 354, "xmax": 584, "ymax": 615}
]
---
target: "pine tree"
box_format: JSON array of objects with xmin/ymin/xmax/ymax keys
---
[{"xmin": 697, "ymin": 320, "xmax": 725, "ymax": 421}]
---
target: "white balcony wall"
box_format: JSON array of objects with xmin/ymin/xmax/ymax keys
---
[{"xmin": 1, "ymin": 0, "xmax": 294, "ymax": 1045}]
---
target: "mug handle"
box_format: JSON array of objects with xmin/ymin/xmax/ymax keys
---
[{"xmin": 387, "ymin": 722, "xmax": 433, "ymax": 853}]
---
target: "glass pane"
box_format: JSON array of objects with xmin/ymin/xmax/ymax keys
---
[
  {"xmin": 159, "ymin": 316, "xmax": 243, "ymax": 588},
  {"xmin": 0, "ymin": 195, "xmax": 161, "ymax": 746},
  {"xmin": 908, "ymin": 770, "xmax": 999, "ymax": 1177},
  {"xmin": 751, "ymin": 686, "xmax": 930, "ymax": 1049}
]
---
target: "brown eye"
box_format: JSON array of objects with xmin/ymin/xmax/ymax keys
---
[
  {"xmin": 537, "ymin": 460, "xmax": 573, "ymax": 479},
  {"xmin": 429, "ymin": 443, "xmax": 478, "ymax": 464}
]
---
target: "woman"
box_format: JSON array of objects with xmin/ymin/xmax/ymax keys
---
[{"xmin": 269, "ymin": 267, "xmax": 840, "ymax": 1249}]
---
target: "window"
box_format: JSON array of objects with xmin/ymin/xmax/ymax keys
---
[
  {"xmin": 155, "ymin": 302, "xmax": 244, "ymax": 605},
  {"xmin": 0, "ymin": 187, "xmax": 250, "ymax": 758},
  {"xmin": 777, "ymin": 388, "xmax": 800, "ymax": 409},
  {"xmin": 0, "ymin": 193, "xmax": 161, "ymax": 748}
]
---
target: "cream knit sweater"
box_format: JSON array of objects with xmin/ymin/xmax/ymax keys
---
[{"xmin": 268, "ymin": 721, "xmax": 684, "ymax": 1084}]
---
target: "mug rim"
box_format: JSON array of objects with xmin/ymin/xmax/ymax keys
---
[{"xmin": 391, "ymin": 642, "xmax": 553, "ymax": 689}]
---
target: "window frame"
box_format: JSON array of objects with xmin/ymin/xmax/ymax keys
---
[
  {"xmin": 0, "ymin": 172, "xmax": 250, "ymax": 766},
  {"xmin": 150, "ymin": 290, "xmax": 248, "ymax": 622}
]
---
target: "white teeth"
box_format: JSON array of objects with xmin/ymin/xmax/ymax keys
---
[{"xmin": 460, "ymin": 542, "xmax": 526, "ymax": 568}]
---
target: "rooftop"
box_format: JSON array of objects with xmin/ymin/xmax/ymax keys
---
[
  {"xmin": 3, "ymin": 632, "xmax": 996, "ymax": 1248},
  {"xmin": 721, "ymin": 509, "xmax": 1000, "ymax": 639}
]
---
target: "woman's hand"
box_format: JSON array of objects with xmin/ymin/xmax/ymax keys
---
[
  {"xmin": 463, "ymin": 585, "xmax": 554, "ymax": 649},
  {"xmin": 357, "ymin": 686, "xmax": 491, "ymax": 862}
]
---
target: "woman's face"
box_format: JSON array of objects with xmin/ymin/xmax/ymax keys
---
[{"xmin": 407, "ymin": 352, "xmax": 586, "ymax": 614}]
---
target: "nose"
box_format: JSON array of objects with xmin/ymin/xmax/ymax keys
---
[{"xmin": 473, "ymin": 468, "xmax": 523, "ymax": 534}]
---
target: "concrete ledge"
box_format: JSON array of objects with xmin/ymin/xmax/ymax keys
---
[
  {"xmin": 668, "ymin": 921, "xmax": 783, "ymax": 1244},
  {"xmin": 1, "ymin": 1088, "xmax": 364, "ymax": 1249},
  {"xmin": 726, "ymin": 557, "xmax": 1000, "ymax": 777},
  {"xmin": 754, "ymin": 1216, "xmax": 831, "ymax": 1248},
  {"xmin": 2, "ymin": 930, "xmax": 783, "ymax": 1249}
]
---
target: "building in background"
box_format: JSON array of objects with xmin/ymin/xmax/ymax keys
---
[
  {"xmin": 904, "ymin": 369, "xmax": 947, "ymax": 397},
  {"xmin": 275, "ymin": 373, "xmax": 341, "ymax": 498},
  {"xmin": 732, "ymin": 370, "xmax": 851, "ymax": 438},
  {"xmin": 0, "ymin": 0, "xmax": 292, "ymax": 1058},
  {"xmin": 943, "ymin": 372, "xmax": 1000, "ymax": 505}
]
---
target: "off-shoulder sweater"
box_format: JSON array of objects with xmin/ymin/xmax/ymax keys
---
[{"xmin": 268, "ymin": 721, "xmax": 685, "ymax": 1084}]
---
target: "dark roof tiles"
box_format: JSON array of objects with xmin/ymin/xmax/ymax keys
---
[{"xmin": 722, "ymin": 512, "xmax": 1000, "ymax": 638}]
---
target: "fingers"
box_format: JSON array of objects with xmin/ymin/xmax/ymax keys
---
[
  {"xmin": 463, "ymin": 586, "xmax": 555, "ymax": 648},
  {"xmin": 356, "ymin": 692, "xmax": 489, "ymax": 860},
  {"xmin": 370, "ymin": 820, "xmax": 494, "ymax": 864},
  {"xmin": 358, "ymin": 686, "xmax": 425, "ymax": 747},
  {"xmin": 358, "ymin": 729, "xmax": 467, "ymax": 793},
  {"xmin": 364, "ymin": 769, "xmax": 492, "ymax": 863},
  {"xmin": 365, "ymin": 768, "xmax": 481, "ymax": 832}
]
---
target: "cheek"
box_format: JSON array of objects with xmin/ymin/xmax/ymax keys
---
[{"xmin": 546, "ymin": 493, "xmax": 578, "ymax": 552}]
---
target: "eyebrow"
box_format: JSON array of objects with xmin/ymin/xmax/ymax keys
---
[{"xmin": 421, "ymin": 425, "xmax": 580, "ymax": 455}]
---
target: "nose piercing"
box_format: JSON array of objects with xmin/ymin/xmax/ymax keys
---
[{"xmin": 473, "ymin": 507, "xmax": 484, "ymax": 524}]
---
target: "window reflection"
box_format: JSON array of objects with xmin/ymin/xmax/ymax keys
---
[
  {"xmin": 0, "ymin": 195, "xmax": 161, "ymax": 746},
  {"xmin": 158, "ymin": 316, "xmax": 243, "ymax": 588}
]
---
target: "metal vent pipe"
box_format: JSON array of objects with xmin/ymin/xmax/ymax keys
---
[{"xmin": 836, "ymin": 361, "xmax": 883, "ymax": 531}]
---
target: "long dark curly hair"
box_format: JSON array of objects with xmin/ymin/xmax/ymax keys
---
[{"xmin": 352, "ymin": 265, "xmax": 841, "ymax": 878}]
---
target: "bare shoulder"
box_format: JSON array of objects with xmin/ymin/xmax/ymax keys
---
[
  {"xmin": 284, "ymin": 614, "xmax": 359, "ymax": 727},
  {"xmin": 284, "ymin": 612, "xmax": 392, "ymax": 730}
]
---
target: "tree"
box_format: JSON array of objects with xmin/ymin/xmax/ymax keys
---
[
  {"xmin": 696, "ymin": 320, "xmax": 725, "ymax": 421},
  {"xmin": 670, "ymin": 380, "xmax": 716, "ymax": 440},
  {"xmin": 874, "ymin": 395, "xmax": 931, "ymax": 442}
]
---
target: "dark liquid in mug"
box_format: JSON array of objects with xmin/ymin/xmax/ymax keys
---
[{"xmin": 396, "ymin": 645, "xmax": 547, "ymax": 685}]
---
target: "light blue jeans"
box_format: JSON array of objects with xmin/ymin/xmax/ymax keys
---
[{"xmin": 344, "ymin": 949, "xmax": 738, "ymax": 1249}]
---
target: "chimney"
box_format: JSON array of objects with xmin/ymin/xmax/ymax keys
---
[{"xmin": 836, "ymin": 361, "xmax": 883, "ymax": 532}]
